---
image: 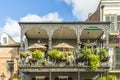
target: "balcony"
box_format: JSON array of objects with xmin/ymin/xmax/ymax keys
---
[
  {"xmin": 19, "ymin": 45, "xmax": 111, "ymax": 73},
  {"xmin": 19, "ymin": 58, "xmax": 110, "ymax": 73}
]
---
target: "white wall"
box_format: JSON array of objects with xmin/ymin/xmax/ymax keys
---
[{"xmin": 0, "ymin": 33, "xmax": 8, "ymax": 45}]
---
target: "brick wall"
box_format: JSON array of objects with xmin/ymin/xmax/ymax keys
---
[{"xmin": 0, "ymin": 47, "xmax": 19, "ymax": 80}]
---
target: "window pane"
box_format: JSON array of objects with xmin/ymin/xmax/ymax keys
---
[
  {"xmin": 105, "ymin": 15, "xmax": 115, "ymax": 32},
  {"xmin": 110, "ymin": 23, "xmax": 115, "ymax": 32},
  {"xmin": 106, "ymin": 16, "xmax": 110, "ymax": 21},
  {"xmin": 3, "ymin": 37, "xmax": 7, "ymax": 44},
  {"xmin": 116, "ymin": 47, "xmax": 120, "ymax": 69},
  {"xmin": 117, "ymin": 15, "xmax": 120, "ymax": 21},
  {"xmin": 116, "ymin": 56, "xmax": 120, "ymax": 64},
  {"xmin": 117, "ymin": 22, "xmax": 120, "ymax": 30},
  {"xmin": 111, "ymin": 16, "xmax": 115, "ymax": 22}
]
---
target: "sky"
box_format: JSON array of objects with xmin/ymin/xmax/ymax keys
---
[{"xmin": 0, "ymin": 0, "xmax": 100, "ymax": 42}]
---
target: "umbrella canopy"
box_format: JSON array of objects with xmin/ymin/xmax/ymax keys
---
[
  {"xmin": 27, "ymin": 43, "xmax": 46, "ymax": 51},
  {"xmin": 53, "ymin": 42, "xmax": 74, "ymax": 51}
]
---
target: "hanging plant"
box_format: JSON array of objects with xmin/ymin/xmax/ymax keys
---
[
  {"xmin": 99, "ymin": 48, "xmax": 110, "ymax": 62},
  {"xmin": 98, "ymin": 75, "xmax": 116, "ymax": 80},
  {"xmin": 78, "ymin": 46, "xmax": 91, "ymax": 62},
  {"xmin": 89, "ymin": 54, "xmax": 100, "ymax": 70}
]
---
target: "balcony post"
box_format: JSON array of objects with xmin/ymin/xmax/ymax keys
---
[
  {"xmin": 48, "ymin": 28, "xmax": 54, "ymax": 51},
  {"xmin": 78, "ymin": 71, "xmax": 80, "ymax": 80},
  {"xmin": 48, "ymin": 36, "xmax": 52, "ymax": 51},
  {"xmin": 49, "ymin": 71, "xmax": 51, "ymax": 80},
  {"xmin": 77, "ymin": 34, "xmax": 80, "ymax": 50}
]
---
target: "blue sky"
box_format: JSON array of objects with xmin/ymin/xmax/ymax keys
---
[
  {"xmin": 0, "ymin": 0, "xmax": 76, "ymax": 26},
  {"xmin": 0, "ymin": 0, "xmax": 100, "ymax": 41}
]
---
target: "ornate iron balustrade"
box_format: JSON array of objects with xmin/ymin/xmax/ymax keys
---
[{"xmin": 19, "ymin": 61, "xmax": 110, "ymax": 72}]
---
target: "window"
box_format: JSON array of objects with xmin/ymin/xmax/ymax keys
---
[
  {"xmin": 6, "ymin": 61, "xmax": 14, "ymax": 72},
  {"xmin": 3, "ymin": 37, "xmax": 8, "ymax": 45},
  {"xmin": 115, "ymin": 47, "xmax": 120, "ymax": 69},
  {"xmin": 105, "ymin": 15, "xmax": 116, "ymax": 32},
  {"xmin": 7, "ymin": 61, "xmax": 10, "ymax": 72},
  {"xmin": 117, "ymin": 15, "xmax": 120, "ymax": 31}
]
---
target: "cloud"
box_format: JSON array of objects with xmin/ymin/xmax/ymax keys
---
[
  {"xmin": 64, "ymin": 0, "xmax": 100, "ymax": 20},
  {"xmin": 0, "ymin": 18, "xmax": 20, "ymax": 42},
  {"xmin": 20, "ymin": 12, "xmax": 63, "ymax": 22},
  {"xmin": 1, "ymin": 12, "xmax": 63, "ymax": 42}
]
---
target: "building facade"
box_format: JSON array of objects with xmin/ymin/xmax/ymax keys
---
[
  {"xmin": 87, "ymin": 0, "xmax": 120, "ymax": 79},
  {"xmin": 0, "ymin": 32, "xmax": 20, "ymax": 80},
  {"xmin": 19, "ymin": 22, "xmax": 110, "ymax": 80}
]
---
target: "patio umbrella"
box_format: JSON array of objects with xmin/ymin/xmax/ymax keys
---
[
  {"xmin": 27, "ymin": 43, "xmax": 46, "ymax": 52},
  {"xmin": 53, "ymin": 42, "xmax": 74, "ymax": 51}
]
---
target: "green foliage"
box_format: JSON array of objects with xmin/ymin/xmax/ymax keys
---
[
  {"xmin": 83, "ymin": 46, "xmax": 92, "ymax": 55},
  {"xmin": 32, "ymin": 50, "xmax": 44, "ymax": 59},
  {"xmin": 98, "ymin": 76, "xmax": 106, "ymax": 80},
  {"xmin": 19, "ymin": 52, "xmax": 30, "ymax": 58},
  {"xmin": 89, "ymin": 54, "xmax": 100, "ymax": 70},
  {"xmin": 99, "ymin": 48, "xmax": 107, "ymax": 57},
  {"xmin": 12, "ymin": 78, "xmax": 21, "ymax": 80},
  {"xmin": 48, "ymin": 49, "xmax": 61, "ymax": 60},
  {"xmin": 56, "ymin": 53, "xmax": 62, "ymax": 60},
  {"xmin": 107, "ymin": 75, "xmax": 116, "ymax": 80},
  {"xmin": 79, "ymin": 46, "xmax": 100, "ymax": 70},
  {"xmin": 79, "ymin": 46, "xmax": 92, "ymax": 58},
  {"xmin": 98, "ymin": 75, "xmax": 117, "ymax": 80},
  {"xmin": 61, "ymin": 53, "xmax": 67, "ymax": 61},
  {"xmin": 99, "ymin": 48, "xmax": 110, "ymax": 62}
]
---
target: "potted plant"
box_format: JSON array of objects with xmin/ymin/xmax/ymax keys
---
[
  {"xmin": 19, "ymin": 52, "xmax": 30, "ymax": 64},
  {"xmin": 29, "ymin": 50, "xmax": 44, "ymax": 64},
  {"xmin": 32, "ymin": 50, "xmax": 44, "ymax": 59},
  {"xmin": 48, "ymin": 49, "xmax": 61, "ymax": 63},
  {"xmin": 19, "ymin": 52, "xmax": 30, "ymax": 58},
  {"xmin": 99, "ymin": 48, "xmax": 110, "ymax": 62}
]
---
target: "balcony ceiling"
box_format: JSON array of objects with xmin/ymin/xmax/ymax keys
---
[{"xmin": 25, "ymin": 27, "xmax": 103, "ymax": 39}]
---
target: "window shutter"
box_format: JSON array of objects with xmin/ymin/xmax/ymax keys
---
[{"xmin": 116, "ymin": 47, "xmax": 120, "ymax": 69}]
